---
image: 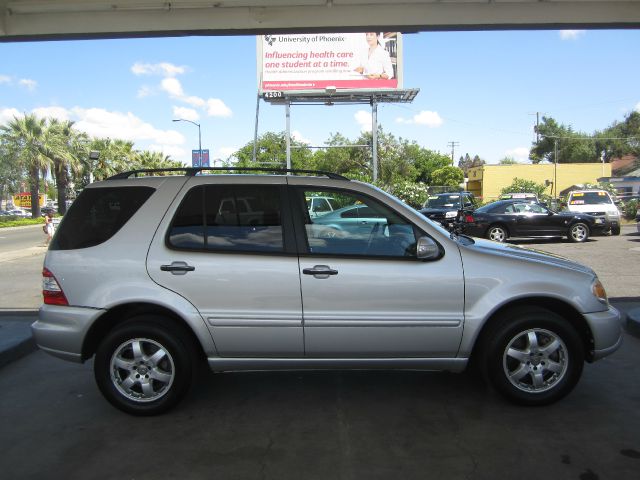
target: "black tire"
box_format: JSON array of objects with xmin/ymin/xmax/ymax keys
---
[
  {"xmin": 94, "ymin": 315, "xmax": 197, "ymax": 416},
  {"xmin": 486, "ymin": 224, "xmax": 508, "ymax": 243},
  {"xmin": 568, "ymin": 222, "xmax": 590, "ymax": 243},
  {"xmin": 611, "ymin": 225, "xmax": 621, "ymax": 236},
  {"xmin": 480, "ymin": 307, "xmax": 584, "ymax": 406}
]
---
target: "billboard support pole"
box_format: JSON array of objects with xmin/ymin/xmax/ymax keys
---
[
  {"xmin": 253, "ymin": 92, "xmax": 260, "ymax": 163},
  {"xmin": 372, "ymin": 96, "xmax": 378, "ymax": 183},
  {"xmin": 286, "ymin": 100, "xmax": 291, "ymax": 170}
]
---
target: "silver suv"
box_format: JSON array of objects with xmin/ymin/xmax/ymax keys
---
[{"xmin": 32, "ymin": 168, "xmax": 622, "ymax": 415}]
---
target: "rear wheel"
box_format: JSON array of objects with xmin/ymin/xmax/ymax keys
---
[
  {"xmin": 94, "ymin": 315, "xmax": 197, "ymax": 416},
  {"xmin": 486, "ymin": 225, "xmax": 508, "ymax": 243},
  {"xmin": 611, "ymin": 225, "xmax": 621, "ymax": 235},
  {"xmin": 481, "ymin": 307, "xmax": 584, "ymax": 405},
  {"xmin": 568, "ymin": 222, "xmax": 589, "ymax": 243}
]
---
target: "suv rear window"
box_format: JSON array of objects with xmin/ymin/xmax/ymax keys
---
[{"xmin": 50, "ymin": 187, "xmax": 155, "ymax": 250}]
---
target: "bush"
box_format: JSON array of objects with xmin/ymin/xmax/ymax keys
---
[
  {"xmin": 622, "ymin": 199, "xmax": 638, "ymax": 220},
  {"xmin": 0, "ymin": 217, "xmax": 45, "ymax": 228},
  {"xmin": 385, "ymin": 181, "xmax": 429, "ymax": 209}
]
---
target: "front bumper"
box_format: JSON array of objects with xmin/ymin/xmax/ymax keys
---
[
  {"xmin": 584, "ymin": 305, "xmax": 623, "ymax": 361},
  {"xmin": 31, "ymin": 305, "xmax": 105, "ymax": 363}
]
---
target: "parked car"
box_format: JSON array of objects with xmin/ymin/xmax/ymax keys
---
[
  {"xmin": 419, "ymin": 192, "xmax": 477, "ymax": 230},
  {"xmin": 499, "ymin": 192, "xmax": 539, "ymax": 202},
  {"xmin": 6, "ymin": 209, "xmax": 30, "ymax": 217},
  {"xmin": 306, "ymin": 195, "xmax": 339, "ymax": 218},
  {"xmin": 565, "ymin": 189, "xmax": 621, "ymax": 236},
  {"xmin": 31, "ymin": 168, "xmax": 622, "ymax": 415},
  {"xmin": 459, "ymin": 199, "xmax": 609, "ymax": 243}
]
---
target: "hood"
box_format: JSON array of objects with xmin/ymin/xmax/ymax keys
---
[{"xmin": 461, "ymin": 237, "xmax": 595, "ymax": 276}]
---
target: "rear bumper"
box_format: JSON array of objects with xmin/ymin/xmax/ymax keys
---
[{"xmin": 31, "ymin": 305, "xmax": 105, "ymax": 363}]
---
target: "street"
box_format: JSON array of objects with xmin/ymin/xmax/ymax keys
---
[{"xmin": 0, "ymin": 224, "xmax": 639, "ymax": 479}]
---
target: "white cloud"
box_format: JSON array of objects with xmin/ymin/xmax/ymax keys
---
[
  {"xmin": 147, "ymin": 144, "xmax": 188, "ymax": 164},
  {"xmin": 0, "ymin": 107, "xmax": 21, "ymax": 124},
  {"xmin": 355, "ymin": 110, "xmax": 372, "ymax": 132},
  {"xmin": 291, "ymin": 130, "xmax": 311, "ymax": 145},
  {"xmin": 504, "ymin": 147, "xmax": 530, "ymax": 161},
  {"xmin": 560, "ymin": 30, "xmax": 586, "ymax": 40},
  {"xmin": 131, "ymin": 62, "xmax": 186, "ymax": 77},
  {"xmin": 0, "ymin": 75, "xmax": 11, "ymax": 84},
  {"xmin": 183, "ymin": 95, "xmax": 206, "ymax": 108},
  {"xmin": 217, "ymin": 146, "xmax": 238, "ymax": 160},
  {"xmin": 160, "ymin": 77, "xmax": 185, "ymax": 97},
  {"xmin": 635, "ymin": 102, "xmax": 640, "ymax": 112},
  {"xmin": 18, "ymin": 79, "xmax": 37, "ymax": 91},
  {"xmin": 396, "ymin": 110, "xmax": 443, "ymax": 128},
  {"xmin": 71, "ymin": 107, "xmax": 184, "ymax": 145},
  {"xmin": 206, "ymin": 98, "xmax": 232, "ymax": 118},
  {"xmin": 172, "ymin": 106, "xmax": 200, "ymax": 122},
  {"xmin": 32, "ymin": 106, "xmax": 71, "ymax": 121}
]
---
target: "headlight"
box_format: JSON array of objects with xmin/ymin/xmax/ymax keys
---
[
  {"xmin": 592, "ymin": 278, "xmax": 608, "ymax": 304},
  {"xmin": 445, "ymin": 211, "xmax": 457, "ymax": 218}
]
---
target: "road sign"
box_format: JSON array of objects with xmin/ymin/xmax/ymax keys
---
[{"xmin": 192, "ymin": 149, "xmax": 210, "ymax": 167}]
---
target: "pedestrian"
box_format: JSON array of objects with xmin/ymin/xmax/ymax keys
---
[{"xmin": 44, "ymin": 212, "xmax": 54, "ymax": 245}]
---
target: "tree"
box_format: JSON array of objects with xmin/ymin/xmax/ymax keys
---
[
  {"xmin": 431, "ymin": 166, "xmax": 464, "ymax": 188},
  {"xmin": 531, "ymin": 116, "xmax": 600, "ymax": 164},
  {"xmin": 0, "ymin": 139, "xmax": 25, "ymax": 207},
  {"xmin": 233, "ymin": 131, "xmax": 314, "ymax": 171},
  {"xmin": 500, "ymin": 178, "xmax": 549, "ymax": 199},
  {"xmin": 413, "ymin": 150, "xmax": 451, "ymax": 184},
  {"xmin": 0, "ymin": 114, "xmax": 51, "ymax": 217},
  {"xmin": 498, "ymin": 157, "xmax": 519, "ymax": 165},
  {"xmin": 86, "ymin": 138, "xmax": 135, "ymax": 183}
]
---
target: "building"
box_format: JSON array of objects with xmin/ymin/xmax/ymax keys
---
[{"xmin": 466, "ymin": 163, "xmax": 612, "ymax": 201}]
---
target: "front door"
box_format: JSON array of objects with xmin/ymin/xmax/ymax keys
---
[{"xmin": 291, "ymin": 185, "xmax": 465, "ymax": 358}]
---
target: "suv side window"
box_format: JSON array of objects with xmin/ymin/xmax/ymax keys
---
[
  {"xmin": 299, "ymin": 189, "xmax": 417, "ymax": 257},
  {"xmin": 51, "ymin": 186, "xmax": 155, "ymax": 250},
  {"xmin": 168, "ymin": 185, "xmax": 284, "ymax": 253}
]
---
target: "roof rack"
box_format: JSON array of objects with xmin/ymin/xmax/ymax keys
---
[{"xmin": 107, "ymin": 167, "xmax": 350, "ymax": 181}]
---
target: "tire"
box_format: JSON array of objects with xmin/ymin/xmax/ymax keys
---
[
  {"xmin": 94, "ymin": 316, "xmax": 197, "ymax": 416},
  {"xmin": 486, "ymin": 225, "xmax": 508, "ymax": 243},
  {"xmin": 611, "ymin": 225, "xmax": 621, "ymax": 236},
  {"xmin": 568, "ymin": 222, "xmax": 589, "ymax": 243},
  {"xmin": 481, "ymin": 307, "xmax": 584, "ymax": 406}
]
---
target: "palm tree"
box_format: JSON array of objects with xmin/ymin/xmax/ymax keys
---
[
  {"xmin": 88, "ymin": 138, "xmax": 135, "ymax": 181},
  {"xmin": 44, "ymin": 119, "xmax": 89, "ymax": 214},
  {"xmin": 0, "ymin": 114, "xmax": 51, "ymax": 217},
  {"xmin": 133, "ymin": 150, "xmax": 183, "ymax": 174}
]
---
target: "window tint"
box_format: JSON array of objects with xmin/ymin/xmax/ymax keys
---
[
  {"xmin": 168, "ymin": 185, "xmax": 283, "ymax": 253},
  {"xmin": 301, "ymin": 189, "xmax": 417, "ymax": 257},
  {"xmin": 51, "ymin": 186, "xmax": 154, "ymax": 250}
]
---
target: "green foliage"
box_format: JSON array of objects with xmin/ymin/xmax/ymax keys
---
[
  {"xmin": 431, "ymin": 166, "xmax": 464, "ymax": 188},
  {"xmin": 0, "ymin": 217, "xmax": 44, "ymax": 228},
  {"xmin": 622, "ymin": 199, "xmax": 638, "ymax": 220},
  {"xmin": 498, "ymin": 157, "xmax": 519, "ymax": 165},
  {"xmin": 500, "ymin": 177, "xmax": 549, "ymax": 199},
  {"xmin": 458, "ymin": 153, "xmax": 486, "ymax": 175}
]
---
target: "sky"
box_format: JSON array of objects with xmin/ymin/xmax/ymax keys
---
[{"xmin": 1, "ymin": 29, "xmax": 639, "ymax": 167}]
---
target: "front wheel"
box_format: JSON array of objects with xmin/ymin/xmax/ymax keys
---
[
  {"xmin": 94, "ymin": 316, "xmax": 197, "ymax": 416},
  {"xmin": 568, "ymin": 222, "xmax": 589, "ymax": 243},
  {"xmin": 481, "ymin": 307, "xmax": 584, "ymax": 405},
  {"xmin": 611, "ymin": 225, "xmax": 621, "ymax": 235}
]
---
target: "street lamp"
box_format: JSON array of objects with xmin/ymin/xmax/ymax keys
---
[{"xmin": 172, "ymin": 118, "xmax": 202, "ymax": 165}]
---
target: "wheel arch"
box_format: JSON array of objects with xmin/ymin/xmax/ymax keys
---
[
  {"xmin": 81, "ymin": 302, "xmax": 208, "ymax": 364},
  {"xmin": 469, "ymin": 297, "xmax": 595, "ymax": 365}
]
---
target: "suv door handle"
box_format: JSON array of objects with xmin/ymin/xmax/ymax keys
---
[
  {"xmin": 161, "ymin": 261, "xmax": 195, "ymax": 275},
  {"xmin": 303, "ymin": 265, "xmax": 338, "ymax": 279}
]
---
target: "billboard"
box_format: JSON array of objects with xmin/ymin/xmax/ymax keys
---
[
  {"xmin": 13, "ymin": 193, "xmax": 44, "ymax": 208},
  {"xmin": 258, "ymin": 32, "xmax": 402, "ymax": 93}
]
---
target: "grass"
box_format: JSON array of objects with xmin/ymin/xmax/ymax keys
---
[{"xmin": 0, "ymin": 217, "xmax": 47, "ymax": 228}]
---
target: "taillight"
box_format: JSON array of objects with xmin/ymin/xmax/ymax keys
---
[
  {"xmin": 463, "ymin": 214, "xmax": 475, "ymax": 223},
  {"xmin": 42, "ymin": 268, "xmax": 69, "ymax": 306}
]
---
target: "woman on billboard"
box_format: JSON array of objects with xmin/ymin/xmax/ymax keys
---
[{"xmin": 354, "ymin": 32, "xmax": 394, "ymax": 80}]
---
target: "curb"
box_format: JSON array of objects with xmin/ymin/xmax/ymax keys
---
[
  {"xmin": 0, "ymin": 320, "xmax": 37, "ymax": 369},
  {"xmin": 626, "ymin": 307, "xmax": 640, "ymax": 338}
]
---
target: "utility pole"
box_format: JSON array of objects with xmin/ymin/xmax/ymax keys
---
[{"xmin": 447, "ymin": 141, "xmax": 460, "ymax": 166}]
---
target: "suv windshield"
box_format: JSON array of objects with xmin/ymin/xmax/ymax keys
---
[
  {"xmin": 426, "ymin": 195, "xmax": 461, "ymax": 208},
  {"xmin": 569, "ymin": 192, "xmax": 613, "ymax": 205}
]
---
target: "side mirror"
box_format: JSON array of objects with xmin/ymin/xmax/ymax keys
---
[{"xmin": 416, "ymin": 236, "xmax": 441, "ymax": 260}]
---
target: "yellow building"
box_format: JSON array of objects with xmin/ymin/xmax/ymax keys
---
[{"xmin": 466, "ymin": 163, "xmax": 612, "ymax": 201}]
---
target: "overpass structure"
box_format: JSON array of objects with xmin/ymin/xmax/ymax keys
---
[{"xmin": 1, "ymin": 1, "xmax": 639, "ymax": 42}]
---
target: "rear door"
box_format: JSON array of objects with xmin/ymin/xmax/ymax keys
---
[{"xmin": 147, "ymin": 176, "xmax": 304, "ymax": 357}]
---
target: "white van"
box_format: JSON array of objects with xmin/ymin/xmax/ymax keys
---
[{"xmin": 566, "ymin": 190, "xmax": 621, "ymax": 235}]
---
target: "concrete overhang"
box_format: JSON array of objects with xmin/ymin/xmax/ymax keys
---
[{"xmin": 1, "ymin": 1, "xmax": 639, "ymax": 42}]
